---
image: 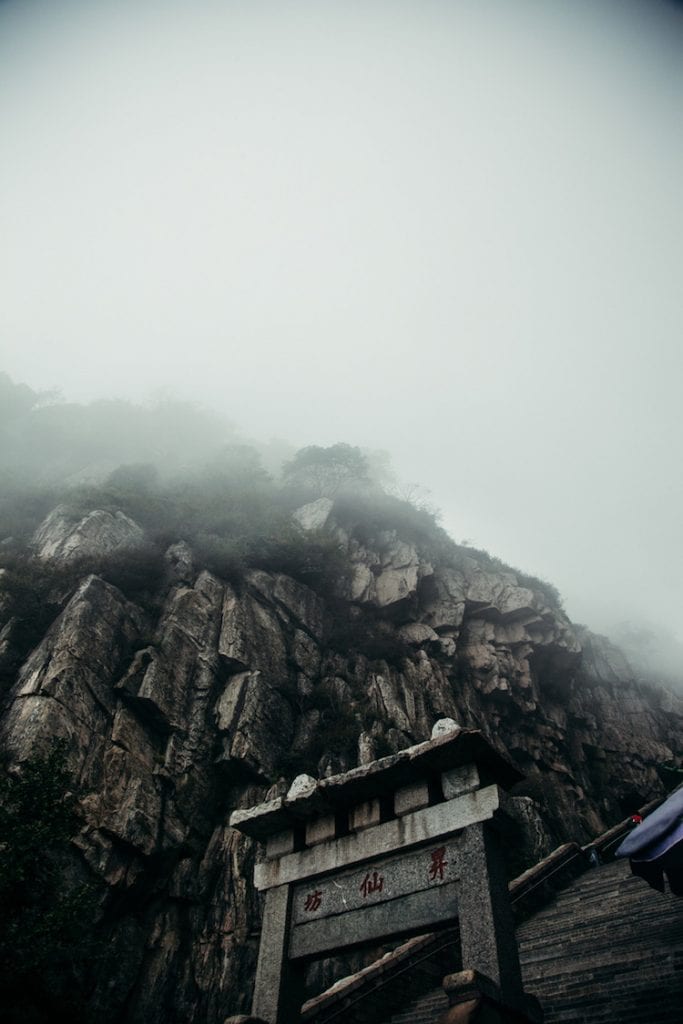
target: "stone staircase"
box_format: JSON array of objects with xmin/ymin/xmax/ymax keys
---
[
  {"xmin": 384, "ymin": 859, "xmax": 683, "ymax": 1024},
  {"xmin": 517, "ymin": 858, "xmax": 683, "ymax": 1024}
]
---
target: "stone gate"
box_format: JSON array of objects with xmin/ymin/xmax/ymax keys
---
[{"xmin": 230, "ymin": 723, "xmax": 540, "ymax": 1024}]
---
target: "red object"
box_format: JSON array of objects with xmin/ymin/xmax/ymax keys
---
[
  {"xmin": 429, "ymin": 846, "xmax": 448, "ymax": 882},
  {"xmin": 631, "ymin": 814, "xmax": 643, "ymax": 825},
  {"xmin": 304, "ymin": 890, "xmax": 323, "ymax": 912}
]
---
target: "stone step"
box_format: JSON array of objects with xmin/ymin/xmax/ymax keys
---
[
  {"xmin": 384, "ymin": 860, "xmax": 683, "ymax": 1024},
  {"xmin": 517, "ymin": 860, "xmax": 682, "ymax": 1024}
]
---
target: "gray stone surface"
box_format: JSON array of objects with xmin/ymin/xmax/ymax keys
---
[
  {"xmin": 349, "ymin": 798, "xmax": 381, "ymax": 832},
  {"xmin": 254, "ymin": 786, "xmax": 502, "ymax": 890},
  {"xmin": 292, "ymin": 497, "xmax": 334, "ymax": 532},
  {"xmin": 289, "ymin": 883, "xmax": 459, "ymax": 960},
  {"xmin": 252, "ymin": 884, "xmax": 304, "ymax": 1024},
  {"xmin": 347, "ymin": 534, "xmax": 427, "ymax": 607},
  {"xmin": 291, "ymin": 840, "xmax": 459, "ymax": 926},
  {"xmin": 266, "ymin": 829, "xmax": 296, "ymax": 860},
  {"xmin": 398, "ymin": 622, "xmax": 440, "ymax": 645},
  {"xmin": 432, "ymin": 717, "xmax": 461, "ymax": 739},
  {"xmin": 230, "ymin": 730, "xmax": 522, "ymax": 840},
  {"xmin": 32, "ymin": 505, "xmax": 144, "ymax": 563},
  {"xmin": 288, "ymin": 773, "xmax": 317, "ymax": 799},
  {"xmin": 305, "ymin": 814, "xmax": 336, "ymax": 847},
  {"xmin": 456, "ymin": 822, "xmax": 523, "ymax": 1008},
  {"xmin": 442, "ymin": 969, "xmax": 502, "ymax": 1007},
  {"xmin": 2, "ymin": 489, "xmax": 680, "ymax": 1024},
  {"xmin": 442, "ymin": 764, "xmax": 480, "ymax": 800},
  {"xmin": 394, "ymin": 780, "xmax": 430, "ymax": 817}
]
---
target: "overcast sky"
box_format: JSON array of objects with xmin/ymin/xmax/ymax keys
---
[{"xmin": 1, "ymin": 0, "xmax": 682, "ymax": 643}]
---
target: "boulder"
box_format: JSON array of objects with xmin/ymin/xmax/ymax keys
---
[
  {"xmin": 292, "ymin": 497, "xmax": 334, "ymax": 531},
  {"xmin": 32, "ymin": 505, "xmax": 144, "ymax": 563},
  {"xmin": 349, "ymin": 534, "xmax": 431, "ymax": 608},
  {"xmin": 399, "ymin": 622, "xmax": 439, "ymax": 645},
  {"xmin": 421, "ymin": 568, "xmax": 467, "ymax": 630}
]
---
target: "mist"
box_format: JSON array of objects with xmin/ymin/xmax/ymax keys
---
[{"xmin": 2, "ymin": 0, "xmax": 682, "ymax": 660}]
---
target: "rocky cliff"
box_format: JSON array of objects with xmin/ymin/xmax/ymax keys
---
[{"xmin": 0, "ymin": 496, "xmax": 680, "ymax": 1023}]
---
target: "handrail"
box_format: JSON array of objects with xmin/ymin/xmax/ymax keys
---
[
  {"xmin": 509, "ymin": 843, "xmax": 583, "ymax": 907},
  {"xmin": 582, "ymin": 797, "xmax": 663, "ymax": 857},
  {"xmin": 301, "ymin": 930, "xmax": 454, "ymax": 1022}
]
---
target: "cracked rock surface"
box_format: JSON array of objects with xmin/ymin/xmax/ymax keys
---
[{"xmin": 0, "ymin": 505, "xmax": 680, "ymax": 1022}]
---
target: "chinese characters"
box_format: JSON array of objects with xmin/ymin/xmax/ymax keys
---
[
  {"xmin": 359, "ymin": 870, "xmax": 384, "ymax": 898},
  {"xmin": 428, "ymin": 846, "xmax": 447, "ymax": 882},
  {"xmin": 304, "ymin": 890, "xmax": 323, "ymax": 912}
]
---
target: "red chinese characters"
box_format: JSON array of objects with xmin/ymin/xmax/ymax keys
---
[
  {"xmin": 359, "ymin": 870, "xmax": 384, "ymax": 898},
  {"xmin": 428, "ymin": 846, "xmax": 447, "ymax": 882},
  {"xmin": 304, "ymin": 890, "xmax": 323, "ymax": 912}
]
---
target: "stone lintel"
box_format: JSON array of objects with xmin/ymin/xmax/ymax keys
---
[
  {"xmin": 230, "ymin": 730, "xmax": 522, "ymax": 841},
  {"xmin": 394, "ymin": 780, "xmax": 430, "ymax": 817},
  {"xmin": 254, "ymin": 784, "xmax": 501, "ymax": 891},
  {"xmin": 289, "ymin": 883, "xmax": 458, "ymax": 960},
  {"xmin": 291, "ymin": 839, "xmax": 459, "ymax": 926}
]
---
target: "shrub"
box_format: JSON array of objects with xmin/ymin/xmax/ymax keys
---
[
  {"xmin": 192, "ymin": 533, "xmax": 248, "ymax": 583},
  {"xmin": 76, "ymin": 542, "xmax": 167, "ymax": 601},
  {"xmin": 282, "ymin": 444, "xmax": 371, "ymax": 497},
  {"xmin": 248, "ymin": 528, "xmax": 349, "ymax": 597},
  {"xmin": 332, "ymin": 490, "xmax": 456, "ymax": 567}
]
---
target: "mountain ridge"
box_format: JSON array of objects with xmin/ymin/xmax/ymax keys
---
[{"xmin": 0, "ymin": 487, "xmax": 680, "ymax": 1022}]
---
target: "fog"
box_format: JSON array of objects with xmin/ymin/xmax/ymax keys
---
[{"xmin": 1, "ymin": 0, "xmax": 682, "ymax": 660}]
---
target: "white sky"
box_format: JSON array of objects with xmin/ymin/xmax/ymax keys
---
[{"xmin": 1, "ymin": 0, "xmax": 682, "ymax": 641}]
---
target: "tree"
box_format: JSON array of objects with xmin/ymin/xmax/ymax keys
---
[
  {"xmin": 282, "ymin": 443, "xmax": 371, "ymax": 497},
  {"xmin": 0, "ymin": 743, "xmax": 94, "ymax": 1022}
]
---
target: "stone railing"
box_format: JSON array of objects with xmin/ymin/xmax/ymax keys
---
[{"xmin": 301, "ymin": 930, "xmax": 456, "ymax": 1024}]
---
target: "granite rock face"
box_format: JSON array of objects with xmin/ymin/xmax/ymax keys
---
[
  {"xmin": 0, "ymin": 504, "xmax": 680, "ymax": 1022},
  {"xmin": 345, "ymin": 532, "xmax": 432, "ymax": 608},
  {"xmin": 32, "ymin": 505, "xmax": 145, "ymax": 563}
]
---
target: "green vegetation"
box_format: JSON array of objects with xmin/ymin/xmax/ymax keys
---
[
  {"xmin": 0, "ymin": 372, "xmax": 565, "ymax": 614},
  {"xmin": 282, "ymin": 443, "xmax": 371, "ymax": 497},
  {"xmin": 333, "ymin": 489, "xmax": 456, "ymax": 566},
  {"xmin": 0, "ymin": 743, "xmax": 96, "ymax": 1023}
]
